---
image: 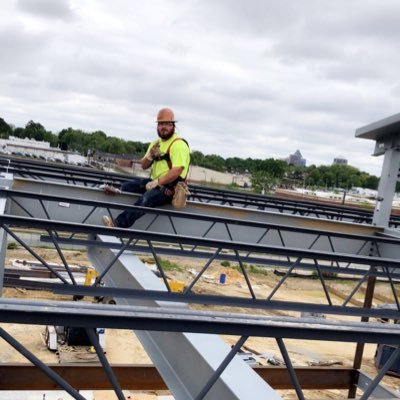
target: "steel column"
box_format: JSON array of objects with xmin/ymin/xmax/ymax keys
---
[
  {"xmin": 373, "ymin": 148, "xmax": 400, "ymax": 227},
  {"xmin": 0, "ymin": 173, "xmax": 13, "ymax": 295}
]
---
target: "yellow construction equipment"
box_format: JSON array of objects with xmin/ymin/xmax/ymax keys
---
[
  {"xmin": 167, "ymin": 279, "xmax": 185, "ymax": 293},
  {"xmin": 84, "ymin": 268, "xmax": 98, "ymax": 286}
]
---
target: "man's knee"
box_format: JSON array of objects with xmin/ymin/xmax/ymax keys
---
[
  {"xmin": 121, "ymin": 179, "xmax": 149, "ymax": 193},
  {"xmin": 143, "ymin": 190, "xmax": 158, "ymax": 204},
  {"xmin": 137, "ymin": 189, "xmax": 167, "ymax": 208},
  {"xmin": 135, "ymin": 192, "xmax": 151, "ymax": 207},
  {"xmin": 122, "ymin": 181, "xmax": 139, "ymax": 193}
]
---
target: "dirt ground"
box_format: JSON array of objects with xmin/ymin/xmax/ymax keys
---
[{"xmin": 1, "ymin": 247, "xmax": 400, "ymax": 399}]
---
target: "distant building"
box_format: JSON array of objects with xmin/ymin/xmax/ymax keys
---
[
  {"xmin": 333, "ymin": 156, "xmax": 348, "ymax": 166},
  {"xmin": 287, "ymin": 150, "xmax": 306, "ymax": 167},
  {"xmin": 3, "ymin": 135, "xmax": 50, "ymax": 149},
  {"xmin": 0, "ymin": 136, "xmax": 85, "ymax": 164}
]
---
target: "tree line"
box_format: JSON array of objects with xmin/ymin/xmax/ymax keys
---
[
  {"xmin": 0, "ymin": 118, "xmax": 148, "ymax": 156},
  {"xmin": 0, "ymin": 117, "xmax": 382, "ymax": 192}
]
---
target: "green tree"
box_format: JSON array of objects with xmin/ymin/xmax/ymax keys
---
[
  {"xmin": 251, "ymin": 170, "xmax": 279, "ymax": 193},
  {"xmin": 306, "ymin": 165, "xmax": 322, "ymax": 187},
  {"xmin": 102, "ymin": 137, "xmax": 125, "ymax": 154},
  {"xmin": 44, "ymin": 130, "xmax": 59, "ymax": 147},
  {"xmin": 251, "ymin": 158, "xmax": 287, "ymax": 193},
  {"xmin": 362, "ymin": 174, "xmax": 379, "ymax": 190},
  {"xmin": 0, "ymin": 117, "xmax": 12, "ymax": 138},
  {"xmin": 24, "ymin": 120, "xmax": 47, "ymax": 141},
  {"xmin": 84, "ymin": 130, "xmax": 107, "ymax": 155},
  {"xmin": 13, "ymin": 127, "xmax": 25, "ymax": 138},
  {"xmin": 58, "ymin": 128, "xmax": 85, "ymax": 152},
  {"xmin": 226, "ymin": 157, "xmax": 247, "ymax": 173},
  {"xmin": 287, "ymin": 166, "xmax": 306, "ymax": 181},
  {"xmin": 258, "ymin": 158, "xmax": 287, "ymax": 178},
  {"xmin": 203, "ymin": 154, "xmax": 225, "ymax": 171},
  {"xmin": 286, "ymin": 166, "xmax": 307, "ymax": 188},
  {"xmin": 190, "ymin": 150, "xmax": 205, "ymax": 166},
  {"xmin": 125, "ymin": 140, "xmax": 148, "ymax": 155},
  {"xmin": 299, "ymin": 164, "xmax": 379, "ymax": 191}
]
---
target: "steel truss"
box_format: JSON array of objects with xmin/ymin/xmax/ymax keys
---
[
  {"xmin": 1, "ymin": 214, "xmax": 400, "ymax": 316},
  {"xmin": 1, "ymin": 184, "xmax": 400, "ymax": 398},
  {"xmin": 2, "ymin": 188, "xmax": 398, "ymax": 271},
  {"xmin": 0, "ymin": 210, "xmax": 400, "ymax": 398},
  {"xmin": 2, "ymin": 299, "xmax": 399, "ymax": 400},
  {"xmin": 2, "ymin": 187, "xmax": 400, "ymax": 312},
  {"xmin": 3, "ymin": 114, "xmax": 400, "ymax": 399},
  {"xmin": 2, "ymin": 155, "xmax": 400, "ymax": 227}
]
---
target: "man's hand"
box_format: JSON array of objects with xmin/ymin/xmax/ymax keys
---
[
  {"xmin": 146, "ymin": 142, "xmax": 161, "ymax": 161},
  {"xmin": 145, "ymin": 179, "xmax": 159, "ymax": 191}
]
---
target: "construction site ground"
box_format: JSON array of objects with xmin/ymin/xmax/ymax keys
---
[{"xmin": 1, "ymin": 247, "xmax": 400, "ymax": 399}]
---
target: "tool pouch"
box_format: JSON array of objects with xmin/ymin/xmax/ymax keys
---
[{"xmin": 172, "ymin": 182, "xmax": 191, "ymax": 209}]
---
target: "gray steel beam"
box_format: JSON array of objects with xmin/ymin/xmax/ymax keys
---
[
  {"xmin": 358, "ymin": 370, "xmax": 400, "ymax": 399},
  {"xmin": 3, "ymin": 214, "xmax": 400, "ymax": 275},
  {"xmin": 3, "ymin": 172, "xmax": 400, "ymax": 399},
  {"xmin": 0, "ymin": 173, "xmax": 13, "ymax": 295},
  {"xmin": 1, "ymin": 298, "xmax": 400, "ymax": 344},
  {"xmin": 0, "ymin": 196, "xmax": 7, "ymax": 295},
  {"xmin": 8, "ymin": 155, "xmax": 400, "ymax": 228},
  {"xmin": 379, "ymin": 228, "xmax": 400, "ymax": 263},
  {"xmin": 373, "ymin": 148, "xmax": 400, "ymax": 227},
  {"xmin": 2, "ymin": 187, "xmax": 387, "ymax": 242},
  {"xmin": 5, "ymin": 188, "xmax": 377, "ymax": 258},
  {"xmin": 52, "ymin": 283, "xmax": 400, "ymax": 320},
  {"xmin": 359, "ymin": 346, "xmax": 400, "ymax": 399},
  {"xmin": 88, "ymin": 235, "xmax": 279, "ymax": 400},
  {"xmin": 39, "ymin": 234, "xmax": 400, "ymax": 280},
  {"xmin": 356, "ymin": 113, "xmax": 400, "ymax": 228},
  {"xmin": 0, "ymin": 158, "xmax": 383, "ymax": 224},
  {"xmin": 355, "ymin": 113, "xmax": 400, "ymax": 142},
  {"xmin": 4, "ymin": 275, "xmax": 400, "ymax": 321},
  {"xmin": 11, "ymin": 177, "xmax": 379, "ymax": 237},
  {"xmin": 2, "ymin": 214, "xmax": 400, "ymax": 323}
]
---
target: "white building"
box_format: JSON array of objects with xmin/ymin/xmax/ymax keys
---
[{"xmin": 0, "ymin": 136, "xmax": 85, "ymax": 165}]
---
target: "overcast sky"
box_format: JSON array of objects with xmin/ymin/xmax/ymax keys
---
[{"xmin": 1, "ymin": 0, "xmax": 400, "ymax": 176}]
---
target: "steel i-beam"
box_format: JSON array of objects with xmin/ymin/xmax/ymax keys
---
[
  {"xmin": 88, "ymin": 235, "xmax": 280, "ymax": 400},
  {"xmin": 0, "ymin": 173, "xmax": 13, "ymax": 295}
]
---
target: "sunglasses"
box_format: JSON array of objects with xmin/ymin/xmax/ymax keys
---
[{"xmin": 157, "ymin": 122, "xmax": 175, "ymax": 127}]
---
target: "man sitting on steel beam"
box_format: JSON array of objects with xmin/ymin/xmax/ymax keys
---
[{"xmin": 102, "ymin": 107, "xmax": 190, "ymax": 228}]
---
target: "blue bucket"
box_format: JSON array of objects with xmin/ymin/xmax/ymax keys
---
[{"xmin": 219, "ymin": 273, "xmax": 226, "ymax": 284}]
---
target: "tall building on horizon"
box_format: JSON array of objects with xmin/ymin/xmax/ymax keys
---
[{"xmin": 287, "ymin": 149, "xmax": 306, "ymax": 167}]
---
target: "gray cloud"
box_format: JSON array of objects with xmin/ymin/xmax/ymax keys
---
[
  {"xmin": 16, "ymin": 0, "xmax": 75, "ymax": 20},
  {"xmin": 0, "ymin": 23, "xmax": 50, "ymax": 72},
  {"xmin": 0, "ymin": 0, "xmax": 398, "ymax": 177}
]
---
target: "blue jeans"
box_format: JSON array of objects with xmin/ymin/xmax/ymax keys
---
[{"xmin": 115, "ymin": 178, "xmax": 173, "ymax": 228}]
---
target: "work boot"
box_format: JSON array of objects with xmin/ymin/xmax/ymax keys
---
[
  {"xmin": 104, "ymin": 185, "xmax": 122, "ymax": 195},
  {"xmin": 102, "ymin": 215, "xmax": 115, "ymax": 227}
]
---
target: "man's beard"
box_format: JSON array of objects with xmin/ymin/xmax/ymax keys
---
[{"xmin": 157, "ymin": 127, "xmax": 175, "ymax": 140}]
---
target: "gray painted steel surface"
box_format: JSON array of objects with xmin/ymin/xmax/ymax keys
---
[
  {"xmin": 88, "ymin": 235, "xmax": 279, "ymax": 400},
  {"xmin": 2, "ymin": 169, "xmax": 400, "ymax": 398},
  {"xmin": 0, "ymin": 197, "xmax": 6, "ymax": 295},
  {"xmin": 356, "ymin": 113, "xmax": 400, "ymax": 228},
  {"xmin": 357, "ymin": 370, "xmax": 400, "ymax": 399},
  {"xmin": 2, "ymin": 298, "xmax": 400, "ymax": 343},
  {"xmin": 0, "ymin": 173, "xmax": 13, "ymax": 294},
  {"xmin": 373, "ymin": 148, "xmax": 400, "ymax": 227},
  {"xmin": 10, "ymin": 177, "xmax": 380, "ymax": 255},
  {"xmin": 356, "ymin": 112, "xmax": 400, "ymax": 142}
]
